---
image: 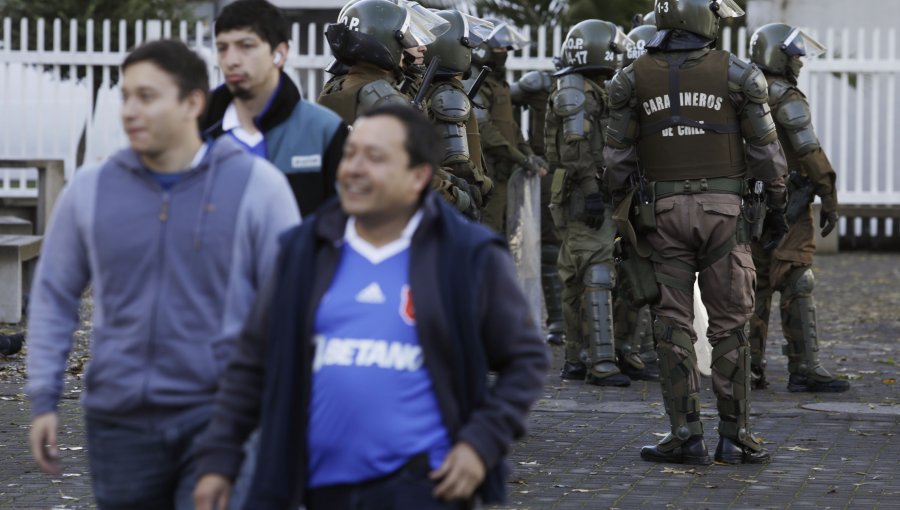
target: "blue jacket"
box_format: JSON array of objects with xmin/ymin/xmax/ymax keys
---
[
  {"xmin": 202, "ymin": 73, "xmax": 348, "ymax": 217},
  {"xmin": 193, "ymin": 191, "xmax": 549, "ymax": 508},
  {"xmin": 26, "ymin": 137, "xmax": 300, "ymax": 430}
]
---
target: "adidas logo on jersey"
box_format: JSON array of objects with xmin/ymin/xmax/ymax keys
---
[{"xmin": 355, "ymin": 282, "xmax": 386, "ymax": 304}]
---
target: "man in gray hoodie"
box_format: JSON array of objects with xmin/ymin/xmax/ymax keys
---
[{"xmin": 25, "ymin": 40, "xmax": 299, "ymax": 509}]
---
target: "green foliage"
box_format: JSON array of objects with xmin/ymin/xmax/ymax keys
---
[
  {"xmin": 474, "ymin": 0, "xmax": 564, "ymax": 27},
  {"xmin": 565, "ymin": 0, "xmax": 655, "ymax": 28}
]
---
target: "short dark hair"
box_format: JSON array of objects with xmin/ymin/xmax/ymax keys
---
[
  {"xmin": 122, "ymin": 39, "xmax": 209, "ymax": 100},
  {"xmin": 215, "ymin": 0, "xmax": 290, "ymax": 50},
  {"xmin": 359, "ymin": 104, "xmax": 443, "ymax": 173}
]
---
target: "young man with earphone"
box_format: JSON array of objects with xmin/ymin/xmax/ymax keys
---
[{"xmin": 202, "ymin": 0, "xmax": 349, "ymax": 217}]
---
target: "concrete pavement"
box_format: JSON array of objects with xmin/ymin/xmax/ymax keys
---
[{"xmin": 0, "ymin": 252, "xmax": 897, "ymax": 509}]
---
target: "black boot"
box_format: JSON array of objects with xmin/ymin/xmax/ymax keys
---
[
  {"xmin": 714, "ymin": 435, "xmax": 771, "ymax": 464},
  {"xmin": 560, "ymin": 361, "xmax": 586, "ymax": 380},
  {"xmin": 0, "ymin": 334, "xmax": 24, "ymax": 356},
  {"xmin": 641, "ymin": 435, "xmax": 711, "ymax": 465},
  {"xmin": 546, "ymin": 329, "xmax": 565, "ymax": 346},
  {"xmin": 787, "ymin": 373, "xmax": 850, "ymax": 393},
  {"xmin": 618, "ymin": 357, "xmax": 660, "ymax": 382},
  {"xmin": 750, "ymin": 365, "xmax": 769, "ymax": 390},
  {"xmin": 585, "ymin": 365, "xmax": 631, "ymax": 387}
]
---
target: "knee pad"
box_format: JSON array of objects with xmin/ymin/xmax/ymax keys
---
[{"xmin": 790, "ymin": 268, "xmax": 815, "ymax": 295}]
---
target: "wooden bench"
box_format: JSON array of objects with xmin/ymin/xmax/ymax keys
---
[
  {"xmin": 0, "ymin": 235, "xmax": 43, "ymax": 323},
  {"xmin": 0, "ymin": 216, "xmax": 33, "ymax": 235}
]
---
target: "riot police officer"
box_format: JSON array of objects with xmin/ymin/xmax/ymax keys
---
[
  {"xmin": 510, "ymin": 69, "xmax": 564, "ymax": 345},
  {"xmin": 747, "ymin": 23, "xmax": 849, "ymax": 393},
  {"xmin": 612, "ymin": 21, "xmax": 662, "ymax": 382},
  {"xmin": 604, "ymin": 0, "xmax": 789, "ymax": 464},
  {"xmin": 321, "ymin": 0, "xmax": 476, "ymax": 217},
  {"xmin": 469, "ymin": 22, "xmax": 547, "ymax": 233},
  {"xmin": 319, "ymin": 0, "xmax": 446, "ymax": 123},
  {"xmin": 546, "ymin": 20, "xmax": 631, "ymax": 387},
  {"xmin": 419, "ymin": 10, "xmax": 495, "ymax": 216}
]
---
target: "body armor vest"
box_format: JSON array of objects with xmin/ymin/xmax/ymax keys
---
[
  {"xmin": 485, "ymin": 76, "xmax": 519, "ymax": 144},
  {"xmin": 317, "ymin": 64, "xmax": 400, "ymax": 125},
  {"xmin": 466, "ymin": 111, "xmax": 486, "ymax": 176},
  {"xmin": 634, "ymin": 50, "xmax": 745, "ymax": 181}
]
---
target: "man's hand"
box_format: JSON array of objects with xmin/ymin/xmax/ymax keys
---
[
  {"xmin": 193, "ymin": 473, "xmax": 232, "ymax": 510},
  {"xmin": 583, "ymin": 193, "xmax": 606, "ymax": 229},
  {"xmin": 820, "ymin": 209, "xmax": 838, "ymax": 237},
  {"xmin": 29, "ymin": 412, "xmax": 60, "ymax": 475},
  {"xmin": 763, "ymin": 208, "xmax": 789, "ymax": 251},
  {"xmin": 523, "ymin": 155, "xmax": 548, "ymax": 177},
  {"xmin": 429, "ymin": 441, "xmax": 485, "ymax": 501}
]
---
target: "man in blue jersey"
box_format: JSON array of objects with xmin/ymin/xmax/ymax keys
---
[
  {"xmin": 26, "ymin": 40, "xmax": 299, "ymax": 509},
  {"xmin": 193, "ymin": 104, "xmax": 549, "ymax": 510},
  {"xmin": 203, "ymin": 0, "xmax": 348, "ymax": 217}
]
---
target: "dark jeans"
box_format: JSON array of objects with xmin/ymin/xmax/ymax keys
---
[
  {"xmin": 306, "ymin": 454, "xmax": 468, "ymax": 510},
  {"xmin": 85, "ymin": 414, "xmax": 255, "ymax": 510}
]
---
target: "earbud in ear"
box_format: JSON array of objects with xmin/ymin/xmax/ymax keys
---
[{"xmin": 273, "ymin": 53, "xmax": 283, "ymax": 65}]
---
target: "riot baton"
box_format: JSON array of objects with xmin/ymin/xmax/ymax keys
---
[
  {"xmin": 410, "ymin": 56, "xmax": 441, "ymax": 111},
  {"xmin": 466, "ymin": 65, "xmax": 493, "ymax": 101}
]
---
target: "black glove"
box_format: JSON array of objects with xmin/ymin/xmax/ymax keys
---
[
  {"xmin": 763, "ymin": 207, "xmax": 789, "ymax": 251},
  {"xmin": 820, "ymin": 209, "xmax": 838, "ymax": 238},
  {"xmin": 583, "ymin": 193, "xmax": 605, "ymax": 229},
  {"xmin": 523, "ymin": 154, "xmax": 548, "ymax": 176}
]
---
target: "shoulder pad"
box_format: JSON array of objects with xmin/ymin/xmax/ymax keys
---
[
  {"xmin": 358, "ymin": 79, "xmax": 407, "ymax": 111},
  {"xmin": 728, "ymin": 55, "xmax": 768, "ymax": 103},
  {"xmin": 607, "ymin": 66, "xmax": 636, "ymax": 110},
  {"xmin": 519, "ymin": 70, "xmax": 552, "ymax": 93},
  {"xmin": 553, "ymin": 74, "xmax": 586, "ymax": 117},
  {"xmin": 775, "ymin": 96, "xmax": 814, "ymax": 131},
  {"xmin": 472, "ymin": 91, "xmax": 490, "ymax": 123},
  {"xmin": 429, "ymin": 83, "xmax": 472, "ymax": 123},
  {"xmin": 768, "ymin": 78, "xmax": 805, "ymax": 106}
]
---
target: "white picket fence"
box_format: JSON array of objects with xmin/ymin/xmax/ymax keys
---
[{"xmin": 1, "ymin": 18, "xmax": 899, "ymax": 219}]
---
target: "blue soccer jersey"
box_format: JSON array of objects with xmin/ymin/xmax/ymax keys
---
[{"xmin": 307, "ymin": 212, "xmax": 451, "ymax": 487}]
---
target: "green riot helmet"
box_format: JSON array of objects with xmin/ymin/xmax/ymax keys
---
[
  {"xmin": 654, "ymin": 0, "xmax": 743, "ymax": 40},
  {"xmin": 622, "ymin": 24, "xmax": 658, "ymax": 68},
  {"xmin": 326, "ymin": 0, "xmax": 450, "ymax": 71},
  {"xmin": 424, "ymin": 11, "xmax": 495, "ymax": 76},
  {"xmin": 749, "ymin": 23, "xmax": 826, "ymax": 75},
  {"xmin": 471, "ymin": 20, "xmax": 529, "ymax": 67},
  {"xmin": 557, "ymin": 19, "xmax": 629, "ymax": 76}
]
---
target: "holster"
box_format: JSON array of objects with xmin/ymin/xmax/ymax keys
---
[
  {"xmin": 615, "ymin": 238, "xmax": 661, "ymax": 308},
  {"xmin": 632, "ymin": 183, "xmax": 656, "ymax": 233},
  {"xmin": 741, "ymin": 180, "xmax": 767, "ymax": 243}
]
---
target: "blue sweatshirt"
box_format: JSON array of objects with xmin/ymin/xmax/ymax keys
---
[{"xmin": 26, "ymin": 136, "xmax": 300, "ymax": 430}]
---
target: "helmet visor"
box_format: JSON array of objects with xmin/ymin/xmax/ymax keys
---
[
  {"xmin": 782, "ymin": 28, "xmax": 826, "ymax": 59},
  {"xmin": 611, "ymin": 27, "xmax": 631, "ymax": 53},
  {"xmin": 712, "ymin": 0, "xmax": 745, "ymax": 19},
  {"xmin": 396, "ymin": 0, "xmax": 451, "ymax": 47},
  {"xmin": 488, "ymin": 23, "xmax": 531, "ymax": 50},
  {"xmin": 461, "ymin": 14, "xmax": 496, "ymax": 48}
]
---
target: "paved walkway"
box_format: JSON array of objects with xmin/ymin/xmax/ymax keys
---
[{"xmin": 0, "ymin": 252, "xmax": 897, "ymax": 509}]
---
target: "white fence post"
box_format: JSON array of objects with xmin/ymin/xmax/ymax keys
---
[{"xmin": 0, "ymin": 20, "xmax": 898, "ymax": 212}]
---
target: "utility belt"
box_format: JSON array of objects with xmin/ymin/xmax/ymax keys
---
[
  {"xmin": 653, "ymin": 177, "xmax": 745, "ymax": 199},
  {"xmin": 615, "ymin": 176, "xmax": 762, "ymax": 306}
]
